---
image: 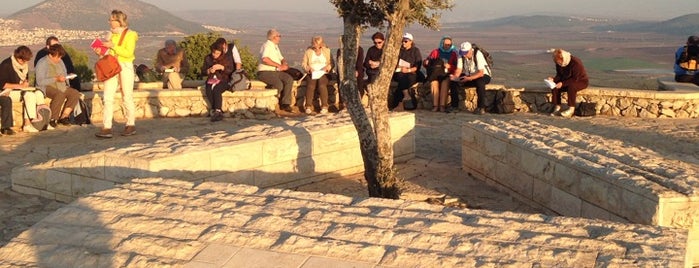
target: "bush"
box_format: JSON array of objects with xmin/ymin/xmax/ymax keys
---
[
  {"xmin": 64, "ymin": 44, "xmax": 94, "ymax": 82},
  {"xmin": 177, "ymin": 32, "xmax": 259, "ymax": 80}
]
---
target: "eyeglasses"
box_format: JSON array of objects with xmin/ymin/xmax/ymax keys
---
[
  {"xmin": 402, "ymin": 40, "xmax": 411, "ymax": 43},
  {"xmin": 373, "ymin": 40, "xmax": 383, "ymax": 45}
]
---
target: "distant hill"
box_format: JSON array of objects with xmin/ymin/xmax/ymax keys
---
[
  {"xmin": 7, "ymin": 0, "xmax": 207, "ymax": 34},
  {"xmin": 174, "ymin": 9, "xmax": 342, "ymax": 33},
  {"xmin": 443, "ymin": 14, "xmax": 699, "ymax": 36},
  {"xmin": 592, "ymin": 13, "xmax": 699, "ymax": 36}
]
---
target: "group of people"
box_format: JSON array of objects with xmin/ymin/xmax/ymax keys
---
[{"xmin": 674, "ymin": 35, "xmax": 699, "ymax": 86}]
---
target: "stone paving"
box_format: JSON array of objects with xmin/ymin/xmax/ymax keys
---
[{"xmin": 1, "ymin": 110, "xmax": 698, "ymax": 267}]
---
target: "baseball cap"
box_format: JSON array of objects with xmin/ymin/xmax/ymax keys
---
[
  {"xmin": 402, "ymin": 33, "xmax": 413, "ymax": 41},
  {"xmin": 459, "ymin": 42, "xmax": 472, "ymax": 56}
]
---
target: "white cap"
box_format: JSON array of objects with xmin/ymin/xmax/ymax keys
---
[
  {"xmin": 402, "ymin": 33, "xmax": 414, "ymax": 41},
  {"xmin": 459, "ymin": 42, "xmax": 472, "ymax": 55}
]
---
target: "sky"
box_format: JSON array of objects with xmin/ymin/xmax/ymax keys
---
[{"xmin": 3, "ymin": 0, "xmax": 699, "ymax": 22}]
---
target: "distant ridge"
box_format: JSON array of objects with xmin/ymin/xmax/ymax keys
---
[
  {"xmin": 7, "ymin": 0, "xmax": 207, "ymax": 34},
  {"xmin": 443, "ymin": 14, "xmax": 699, "ymax": 36}
]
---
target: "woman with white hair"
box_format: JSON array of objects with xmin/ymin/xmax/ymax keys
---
[{"xmin": 546, "ymin": 48, "xmax": 588, "ymax": 117}]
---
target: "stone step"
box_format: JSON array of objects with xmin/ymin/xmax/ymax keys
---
[
  {"xmin": 0, "ymin": 179, "xmax": 688, "ymax": 267},
  {"xmin": 462, "ymin": 118, "xmax": 697, "ymax": 265}
]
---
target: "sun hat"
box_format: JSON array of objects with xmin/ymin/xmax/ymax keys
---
[
  {"xmin": 459, "ymin": 42, "xmax": 472, "ymax": 56},
  {"xmin": 402, "ymin": 33, "xmax": 413, "ymax": 41}
]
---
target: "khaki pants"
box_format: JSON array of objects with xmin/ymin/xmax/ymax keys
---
[
  {"xmin": 163, "ymin": 72, "xmax": 183, "ymax": 89},
  {"xmin": 9, "ymin": 89, "xmax": 45, "ymax": 119},
  {"xmin": 102, "ymin": 62, "xmax": 135, "ymax": 129}
]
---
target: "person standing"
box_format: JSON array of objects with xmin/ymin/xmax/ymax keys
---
[
  {"xmin": 34, "ymin": 36, "xmax": 81, "ymax": 91},
  {"xmin": 546, "ymin": 48, "xmax": 588, "ymax": 117},
  {"xmin": 302, "ymin": 36, "xmax": 333, "ymax": 114},
  {"xmin": 257, "ymin": 29, "xmax": 295, "ymax": 112},
  {"xmin": 155, "ymin": 39, "xmax": 189, "ymax": 89},
  {"xmin": 450, "ymin": 42, "xmax": 492, "ymax": 115},
  {"xmin": 674, "ymin": 35, "xmax": 699, "ymax": 85},
  {"xmin": 95, "ymin": 10, "xmax": 138, "ymax": 138},
  {"xmin": 35, "ymin": 44, "xmax": 82, "ymax": 128}
]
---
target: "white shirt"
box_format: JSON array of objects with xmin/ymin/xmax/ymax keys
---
[
  {"xmin": 457, "ymin": 50, "xmax": 490, "ymax": 77},
  {"xmin": 258, "ymin": 40, "xmax": 284, "ymax": 72}
]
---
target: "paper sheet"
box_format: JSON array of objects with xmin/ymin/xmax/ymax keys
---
[
  {"xmin": 311, "ymin": 70, "xmax": 326, "ymax": 80},
  {"xmin": 544, "ymin": 79, "xmax": 556, "ymax": 89}
]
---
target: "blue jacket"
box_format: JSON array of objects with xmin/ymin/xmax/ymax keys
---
[{"xmin": 674, "ymin": 46, "xmax": 699, "ymax": 76}]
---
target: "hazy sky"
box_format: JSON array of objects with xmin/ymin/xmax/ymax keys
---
[{"xmin": 4, "ymin": 0, "xmax": 699, "ymax": 21}]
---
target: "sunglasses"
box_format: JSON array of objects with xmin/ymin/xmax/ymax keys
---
[
  {"xmin": 374, "ymin": 41, "xmax": 383, "ymax": 45},
  {"xmin": 402, "ymin": 40, "xmax": 411, "ymax": 43}
]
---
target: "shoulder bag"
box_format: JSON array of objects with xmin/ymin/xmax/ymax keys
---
[{"xmin": 95, "ymin": 29, "xmax": 128, "ymax": 82}]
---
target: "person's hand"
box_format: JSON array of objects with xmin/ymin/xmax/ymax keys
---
[
  {"xmin": 213, "ymin": 64, "xmax": 224, "ymax": 71},
  {"xmin": 555, "ymin": 82, "xmax": 563, "ymax": 89},
  {"xmin": 444, "ymin": 63, "xmax": 451, "ymax": 69},
  {"xmin": 460, "ymin": 76, "xmax": 470, "ymax": 82},
  {"xmin": 92, "ymin": 47, "xmax": 102, "ymax": 56},
  {"xmin": 0, "ymin": 88, "xmax": 11, "ymax": 96},
  {"xmin": 20, "ymin": 81, "xmax": 29, "ymax": 88},
  {"xmin": 56, "ymin": 75, "xmax": 66, "ymax": 82},
  {"xmin": 102, "ymin": 40, "xmax": 113, "ymax": 48},
  {"xmin": 400, "ymin": 66, "xmax": 411, "ymax": 73},
  {"xmin": 324, "ymin": 66, "xmax": 332, "ymax": 72},
  {"xmin": 369, "ymin": 60, "xmax": 380, "ymax": 69},
  {"xmin": 278, "ymin": 65, "xmax": 289, "ymax": 71}
]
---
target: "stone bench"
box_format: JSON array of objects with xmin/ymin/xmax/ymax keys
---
[
  {"xmin": 11, "ymin": 113, "xmax": 415, "ymax": 202},
  {"xmin": 658, "ymin": 77, "xmax": 699, "ymax": 91},
  {"xmin": 8, "ymin": 87, "xmax": 279, "ymax": 127},
  {"xmin": 461, "ymin": 118, "xmax": 697, "ymax": 265}
]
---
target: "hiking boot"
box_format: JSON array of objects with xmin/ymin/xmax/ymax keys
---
[
  {"xmin": 550, "ymin": 105, "xmax": 562, "ymax": 116},
  {"xmin": 305, "ymin": 107, "xmax": 313, "ymax": 114},
  {"xmin": 121, "ymin": 125, "xmax": 136, "ymax": 136},
  {"xmin": 320, "ymin": 108, "xmax": 328, "ymax": 114},
  {"xmin": 49, "ymin": 120, "xmax": 58, "ymax": 128},
  {"xmin": 280, "ymin": 104, "xmax": 293, "ymax": 112},
  {"xmin": 95, "ymin": 128, "xmax": 113, "ymax": 138},
  {"xmin": 1, "ymin": 128, "xmax": 16, "ymax": 135},
  {"xmin": 210, "ymin": 110, "xmax": 223, "ymax": 122}
]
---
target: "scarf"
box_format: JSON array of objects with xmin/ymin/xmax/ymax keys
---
[
  {"xmin": 559, "ymin": 49, "xmax": 572, "ymax": 67},
  {"xmin": 11, "ymin": 55, "xmax": 28, "ymax": 82},
  {"xmin": 438, "ymin": 36, "xmax": 455, "ymax": 60}
]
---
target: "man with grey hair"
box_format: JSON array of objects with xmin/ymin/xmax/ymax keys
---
[
  {"xmin": 156, "ymin": 39, "xmax": 189, "ymax": 89},
  {"xmin": 257, "ymin": 29, "xmax": 294, "ymax": 112}
]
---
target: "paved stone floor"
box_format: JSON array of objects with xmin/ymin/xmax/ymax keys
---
[{"xmin": 0, "ymin": 110, "xmax": 697, "ymax": 267}]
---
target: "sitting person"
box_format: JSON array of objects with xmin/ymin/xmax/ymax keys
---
[
  {"xmin": 202, "ymin": 42, "xmax": 233, "ymax": 122},
  {"xmin": 302, "ymin": 36, "xmax": 333, "ymax": 114},
  {"xmin": 364, "ymin": 32, "xmax": 385, "ymax": 85},
  {"xmin": 391, "ymin": 33, "xmax": 422, "ymax": 111},
  {"xmin": 450, "ymin": 42, "xmax": 492, "ymax": 114},
  {"xmin": 34, "ymin": 36, "xmax": 81, "ymax": 90},
  {"xmin": 215, "ymin": 38, "xmax": 243, "ymax": 71},
  {"xmin": 423, "ymin": 36, "xmax": 458, "ymax": 112},
  {"xmin": 257, "ymin": 29, "xmax": 295, "ymax": 112},
  {"xmin": 35, "ymin": 44, "xmax": 82, "ymax": 127},
  {"xmin": 546, "ymin": 48, "xmax": 589, "ymax": 117},
  {"xmin": 674, "ymin": 35, "xmax": 699, "ymax": 85},
  {"xmin": 0, "ymin": 46, "xmax": 46, "ymax": 133},
  {"xmin": 155, "ymin": 39, "xmax": 189, "ymax": 89}
]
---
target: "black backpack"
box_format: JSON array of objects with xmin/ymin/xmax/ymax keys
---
[
  {"xmin": 472, "ymin": 43, "xmax": 493, "ymax": 75},
  {"xmin": 677, "ymin": 45, "xmax": 699, "ymax": 71},
  {"xmin": 70, "ymin": 99, "xmax": 91, "ymax": 125},
  {"xmin": 494, "ymin": 90, "xmax": 515, "ymax": 114}
]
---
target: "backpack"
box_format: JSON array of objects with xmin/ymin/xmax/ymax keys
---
[
  {"xmin": 229, "ymin": 69, "xmax": 251, "ymax": 91},
  {"xmin": 70, "ymin": 99, "xmax": 92, "ymax": 125},
  {"xmin": 136, "ymin": 64, "xmax": 160, "ymax": 83},
  {"xmin": 677, "ymin": 45, "xmax": 699, "ymax": 71},
  {"xmin": 472, "ymin": 43, "xmax": 493, "ymax": 75},
  {"xmin": 494, "ymin": 89, "xmax": 515, "ymax": 114},
  {"xmin": 426, "ymin": 57, "xmax": 446, "ymax": 81}
]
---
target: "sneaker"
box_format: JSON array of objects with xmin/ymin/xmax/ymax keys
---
[
  {"xmin": 23, "ymin": 124, "xmax": 39, "ymax": 133},
  {"xmin": 305, "ymin": 108, "xmax": 313, "ymax": 114},
  {"xmin": 320, "ymin": 108, "xmax": 328, "ymax": 114},
  {"xmin": 121, "ymin": 125, "xmax": 136, "ymax": 136},
  {"xmin": 49, "ymin": 120, "xmax": 58, "ymax": 128},
  {"xmin": 560, "ymin": 107, "xmax": 575, "ymax": 118},
  {"xmin": 46, "ymin": 124, "xmax": 55, "ymax": 130},
  {"xmin": 58, "ymin": 117, "xmax": 71, "ymax": 126},
  {"xmin": 95, "ymin": 128, "xmax": 113, "ymax": 138},
  {"xmin": 1, "ymin": 128, "xmax": 16, "ymax": 135},
  {"xmin": 550, "ymin": 105, "xmax": 562, "ymax": 116},
  {"xmin": 210, "ymin": 110, "xmax": 223, "ymax": 122}
]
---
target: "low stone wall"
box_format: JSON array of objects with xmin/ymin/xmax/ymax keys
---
[
  {"xmin": 9, "ymin": 87, "xmax": 279, "ymax": 126},
  {"xmin": 462, "ymin": 119, "xmax": 697, "ymax": 265},
  {"xmin": 11, "ymin": 113, "xmax": 415, "ymax": 202}
]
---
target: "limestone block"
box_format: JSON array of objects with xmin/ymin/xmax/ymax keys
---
[
  {"xmin": 549, "ymin": 187, "xmax": 582, "ymax": 216},
  {"xmin": 639, "ymin": 109, "xmax": 657, "ymax": 118},
  {"xmin": 159, "ymin": 106, "xmax": 170, "ymax": 117},
  {"xmin": 581, "ymin": 200, "xmax": 613, "ymax": 221},
  {"xmin": 660, "ymin": 101, "xmax": 674, "ymax": 109},
  {"xmin": 532, "ymin": 178, "xmax": 552, "ymax": 210},
  {"xmin": 253, "ymin": 156, "xmax": 318, "ymax": 187},
  {"xmin": 618, "ymin": 98, "xmax": 632, "ymax": 110},
  {"xmin": 313, "ymin": 148, "xmax": 363, "ymax": 173},
  {"xmin": 10, "ymin": 167, "xmax": 47, "ymax": 189},
  {"xmin": 71, "ymin": 175, "xmax": 115, "ymax": 197},
  {"xmin": 519, "ymin": 151, "xmax": 554, "ymax": 182},
  {"xmin": 104, "ymin": 157, "xmax": 150, "ymax": 183},
  {"xmin": 620, "ymin": 189, "xmax": 658, "ymax": 225},
  {"xmin": 207, "ymin": 170, "xmax": 255, "ymax": 185},
  {"xmin": 262, "ymin": 135, "xmax": 313, "ymax": 165},
  {"xmin": 174, "ymin": 108, "xmax": 191, "ymax": 117},
  {"xmin": 599, "ymin": 103, "xmax": 612, "ymax": 115},
  {"xmin": 393, "ymin": 133, "xmax": 416, "ymax": 160},
  {"xmin": 551, "ymin": 163, "xmax": 581, "ymax": 196},
  {"xmin": 45, "ymin": 170, "xmax": 73, "ymax": 195},
  {"xmin": 149, "ymin": 151, "xmax": 212, "ymax": 181},
  {"xmin": 483, "ymin": 135, "xmax": 508, "ymax": 161},
  {"xmin": 312, "ymin": 127, "xmax": 363, "ymax": 155},
  {"xmin": 661, "ymin": 108, "xmax": 676, "ymax": 117},
  {"xmin": 494, "ymin": 160, "xmax": 533, "ymax": 198},
  {"xmin": 208, "ymin": 142, "xmax": 264, "ymax": 172},
  {"xmin": 579, "ymin": 174, "xmax": 622, "ymax": 213}
]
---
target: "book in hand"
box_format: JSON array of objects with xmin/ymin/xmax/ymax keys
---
[
  {"xmin": 90, "ymin": 38, "xmax": 109, "ymax": 56},
  {"xmin": 65, "ymin": 74, "xmax": 77, "ymax": 80},
  {"xmin": 544, "ymin": 79, "xmax": 556, "ymax": 89}
]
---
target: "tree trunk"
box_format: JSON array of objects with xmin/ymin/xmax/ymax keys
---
[{"xmin": 339, "ymin": 6, "xmax": 408, "ymax": 198}]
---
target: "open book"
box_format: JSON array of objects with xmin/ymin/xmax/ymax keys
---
[
  {"xmin": 90, "ymin": 38, "xmax": 109, "ymax": 56},
  {"xmin": 544, "ymin": 79, "xmax": 556, "ymax": 89}
]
